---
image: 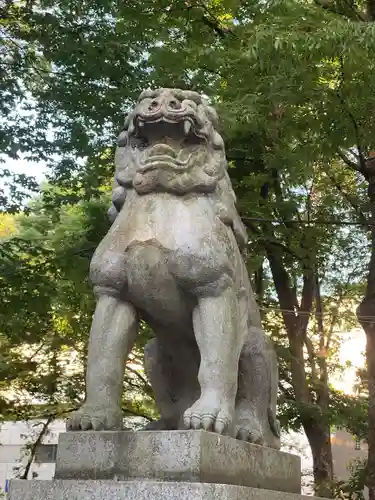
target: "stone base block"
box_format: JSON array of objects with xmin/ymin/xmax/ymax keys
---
[
  {"xmin": 9, "ymin": 480, "xmax": 316, "ymax": 500},
  {"xmin": 54, "ymin": 430, "xmax": 301, "ymax": 494}
]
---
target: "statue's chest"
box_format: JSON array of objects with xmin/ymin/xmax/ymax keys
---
[{"xmin": 111, "ymin": 192, "xmax": 231, "ymax": 258}]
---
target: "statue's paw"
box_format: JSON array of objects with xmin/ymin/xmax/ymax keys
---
[
  {"xmin": 183, "ymin": 394, "xmax": 234, "ymax": 435},
  {"xmin": 234, "ymin": 406, "xmax": 266, "ymax": 445},
  {"xmin": 235, "ymin": 419, "xmax": 264, "ymax": 444},
  {"xmin": 66, "ymin": 404, "xmax": 123, "ymax": 431}
]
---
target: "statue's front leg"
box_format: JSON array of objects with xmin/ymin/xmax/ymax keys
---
[
  {"xmin": 67, "ymin": 294, "xmax": 138, "ymax": 431},
  {"xmin": 183, "ymin": 288, "xmax": 243, "ymax": 436}
]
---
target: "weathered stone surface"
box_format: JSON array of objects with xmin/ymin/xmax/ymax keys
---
[
  {"xmin": 66, "ymin": 88, "xmax": 280, "ymax": 448},
  {"xmin": 9, "ymin": 480, "xmax": 316, "ymax": 500},
  {"xmin": 54, "ymin": 430, "xmax": 301, "ymax": 494}
]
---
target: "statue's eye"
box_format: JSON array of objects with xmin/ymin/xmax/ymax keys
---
[{"xmin": 169, "ymin": 99, "xmax": 180, "ymax": 109}]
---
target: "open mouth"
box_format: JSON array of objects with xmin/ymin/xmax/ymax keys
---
[
  {"xmin": 136, "ymin": 116, "xmax": 197, "ymax": 136},
  {"xmin": 126, "ymin": 115, "xmax": 207, "ymax": 170},
  {"xmin": 130, "ymin": 115, "xmax": 206, "ymax": 145}
]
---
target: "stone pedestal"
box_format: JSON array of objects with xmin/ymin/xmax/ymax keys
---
[
  {"xmin": 9, "ymin": 430, "xmax": 316, "ymax": 500},
  {"xmin": 9, "ymin": 480, "xmax": 315, "ymax": 500},
  {"xmin": 54, "ymin": 430, "xmax": 301, "ymax": 492}
]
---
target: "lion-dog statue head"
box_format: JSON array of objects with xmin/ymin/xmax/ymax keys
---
[{"xmin": 108, "ymin": 88, "xmax": 247, "ymax": 251}]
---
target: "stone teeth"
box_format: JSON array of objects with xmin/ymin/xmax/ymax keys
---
[{"xmin": 184, "ymin": 120, "xmax": 192, "ymax": 135}]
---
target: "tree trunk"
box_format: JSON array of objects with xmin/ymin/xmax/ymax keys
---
[
  {"xmin": 248, "ymin": 162, "xmax": 334, "ymax": 495},
  {"xmin": 356, "ymin": 163, "xmax": 375, "ymax": 500},
  {"xmin": 266, "ymin": 250, "xmax": 334, "ymax": 497},
  {"xmin": 303, "ymin": 418, "xmax": 334, "ymax": 498},
  {"xmin": 357, "ymin": 299, "xmax": 375, "ymax": 500},
  {"xmin": 368, "ymin": 334, "xmax": 375, "ymax": 500}
]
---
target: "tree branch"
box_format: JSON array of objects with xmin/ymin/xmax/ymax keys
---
[
  {"xmin": 242, "ymin": 218, "xmax": 301, "ymax": 259},
  {"xmin": 20, "ymin": 415, "xmax": 54, "ymax": 480},
  {"xmin": 298, "ymin": 272, "xmax": 315, "ymax": 336},
  {"xmin": 337, "ymin": 149, "xmax": 362, "ymax": 172},
  {"xmin": 195, "ymin": 1, "xmax": 236, "ymax": 38},
  {"xmin": 122, "ymin": 407, "xmax": 154, "ymax": 422},
  {"xmin": 125, "ymin": 364, "xmax": 154, "ymax": 400},
  {"xmin": 335, "ymin": 57, "xmax": 368, "ymax": 174},
  {"xmin": 305, "ymin": 335, "xmax": 318, "ymax": 382},
  {"xmin": 324, "ymin": 168, "xmax": 368, "ymax": 226},
  {"xmin": 313, "ymin": 0, "xmax": 366, "ymax": 21},
  {"xmin": 125, "ymin": 364, "xmax": 151, "ymax": 390},
  {"xmin": 367, "ymin": 0, "xmax": 375, "ymax": 21}
]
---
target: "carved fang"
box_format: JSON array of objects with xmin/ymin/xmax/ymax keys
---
[{"xmin": 184, "ymin": 120, "xmax": 192, "ymax": 135}]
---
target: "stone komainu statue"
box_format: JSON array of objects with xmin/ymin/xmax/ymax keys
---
[{"xmin": 67, "ymin": 88, "xmax": 280, "ymax": 448}]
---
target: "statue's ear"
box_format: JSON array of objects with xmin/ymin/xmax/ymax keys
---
[{"xmin": 205, "ymin": 105, "xmax": 220, "ymax": 130}]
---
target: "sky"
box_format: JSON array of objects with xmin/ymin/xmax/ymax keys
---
[
  {"xmin": 5, "ymin": 156, "xmax": 47, "ymax": 182},
  {"xmin": 334, "ymin": 329, "xmax": 366, "ymax": 394}
]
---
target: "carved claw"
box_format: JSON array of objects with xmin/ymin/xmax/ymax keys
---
[
  {"xmin": 67, "ymin": 404, "xmax": 123, "ymax": 431},
  {"xmin": 235, "ymin": 425, "xmax": 264, "ymax": 444},
  {"xmin": 234, "ymin": 407, "xmax": 267, "ymax": 445},
  {"xmin": 183, "ymin": 396, "xmax": 233, "ymax": 435}
]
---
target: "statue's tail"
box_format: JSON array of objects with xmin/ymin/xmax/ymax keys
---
[
  {"xmin": 268, "ymin": 408, "xmax": 281, "ymax": 438},
  {"xmin": 268, "ymin": 346, "xmax": 281, "ymax": 444}
]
